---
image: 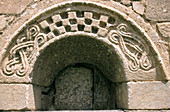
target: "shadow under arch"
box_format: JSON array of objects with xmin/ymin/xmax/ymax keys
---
[{"xmin": 32, "ymin": 35, "xmax": 125, "ymax": 86}]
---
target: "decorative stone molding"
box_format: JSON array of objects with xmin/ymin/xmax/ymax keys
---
[
  {"xmin": 0, "ymin": 1, "xmax": 168, "ymax": 80},
  {"xmin": 3, "ymin": 25, "xmax": 45, "ymax": 77},
  {"xmin": 108, "ymin": 23, "xmax": 151, "ymax": 71}
]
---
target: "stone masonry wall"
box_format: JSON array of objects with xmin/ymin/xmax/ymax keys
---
[{"xmin": 0, "ymin": 0, "xmax": 169, "ymax": 111}]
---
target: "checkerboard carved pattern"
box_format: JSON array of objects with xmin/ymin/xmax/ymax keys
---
[{"xmin": 2, "ymin": 4, "xmax": 153, "ymax": 77}]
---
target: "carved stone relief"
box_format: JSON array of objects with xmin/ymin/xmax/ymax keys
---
[
  {"xmin": 3, "ymin": 25, "xmax": 44, "ymax": 77},
  {"xmin": 1, "ymin": 3, "xmax": 153, "ymax": 78},
  {"xmin": 0, "ymin": 1, "xmax": 169, "ymax": 111}
]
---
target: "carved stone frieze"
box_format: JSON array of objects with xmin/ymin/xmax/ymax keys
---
[{"xmin": 1, "ymin": 2, "xmax": 154, "ymax": 77}]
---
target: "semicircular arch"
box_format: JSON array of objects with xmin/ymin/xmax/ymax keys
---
[{"xmin": 0, "ymin": 1, "xmax": 167, "ymax": 84}]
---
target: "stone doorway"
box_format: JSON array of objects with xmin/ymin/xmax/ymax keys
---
[{"xmin": 41, "ymin": 64, "xmax": 115, "ymax": 110}]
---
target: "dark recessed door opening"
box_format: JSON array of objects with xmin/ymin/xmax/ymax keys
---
[{"xmin": 51, "ymin": 63, "xmax": 115, "ymax": 110}]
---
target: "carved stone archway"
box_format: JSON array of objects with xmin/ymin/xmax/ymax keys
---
[
  {"xmin": 0, "ymin": 1, "xmax": 167, "ymax": 83},
  {"xmin": 0, "ymin": 1, "xmax": 168, "ymax": 110}
]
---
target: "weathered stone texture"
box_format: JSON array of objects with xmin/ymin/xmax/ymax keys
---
[
  {"xmin": 27, "ymin": 85, "xmax": 41, "ymax": 110},
  {"xmin": 132, "ymin": 2, "xmax": 145, "ymax": 15},
  {"xmin": 54, "ymin": 66, "xmax": 93, "ymax": 110},
  {"xmin": 157, "ymin": 22, "xmax": 170, "ymax": 38},
  {"xmin": 0, "ymin": 84, "xmax": 27, "ymax": 110},
  {"xmin": 0, "ymin": 0, "xmax": 32, "ymax": 14},
  {"xmin": 156, "ymin": 22, "xmax": 170, "ymax": 79},
  {"xmin": 145, "ymin": 0, "xmax": 170, "ymax": 21},
  {"xmin": 0, "ymin": 15, "xmax": 14, "ymax": 32},
  {"xmin": 0, "ymin": 0, "xmax": 170, "ymax": 111},
  {"xmin": 41, "ymin": 93, "xmax": 55, "ymax": 110},
  {"xmin": 117, "ymin": 81, "xmax": 170, "ymax": 109},
  {"xmin": 0, "ymin": 84, "xmax": 41, "ymax": 110},
  {"xmin": 121, "ymin": 0, "xmax": 131, "ymax": 6},
  {"xmin": 116, "ymin": 83, "xmax": 128, "ymax": 109},
  {"xmin": 128, "ymin": 81, "xmax": 170, "ymax": 109},
  {"xmin": 53, "ymin": 66, "xmax": 114, "ymax": 110},
  {"xmin": 93, "ymin": 68, "xmax": 114, "ymax": 110}
]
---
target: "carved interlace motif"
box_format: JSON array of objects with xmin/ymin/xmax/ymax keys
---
[
  {"xmin": 108, "ymin": 24, "xmax": 151, "ymax": 71},
  {"xmin": 3, "ymin": 25, "xmax": 47, "ymax": 76},
  {"xmin": 2, "ymin": 10, "xmax": 152, "ymax": 77}
]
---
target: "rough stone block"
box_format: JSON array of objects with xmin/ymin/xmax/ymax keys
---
[
  {"xmin": 132, "ymin": 2, "xmax": 144, "ymax": 15},
  {"xmin": 157, "ymin": 22, "xmax": 170, "ymax": 38},
  {"xmin": 0, "ymin": 84, "xmax": 27, "ymax": 110},
  {"xmin": 0, "ymin": 84, "xmax": 41, "ymax": 110},
  {"xmin": 145, "ymin": 0, "xmax": 170, "ymax": 21},
  {"xmin": 0, "ymin": 0, "xmax": 32, "ymax": 14},
  {"xmin": 121, "ymin": 0, "xmax": 131, "ymax": 6},
  {"xmin": 0, "ymin": 15, "xmax": 14, "ymax": 31},
  {"xmin": 116, "ymin": 81, "xmax": 170, "ymax": 109}
]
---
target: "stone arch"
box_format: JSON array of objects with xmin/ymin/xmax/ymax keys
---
[
  {"xmin": 0, "ymin": 1, "xmax": 169, "ymax": 110},
  {"xmin": 0, "ymin": 1, "xmax": 167, "ymax": 84},
  {"xmin": 32, "ymin": 34, "xmax": 124, "ymax": 86}
]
